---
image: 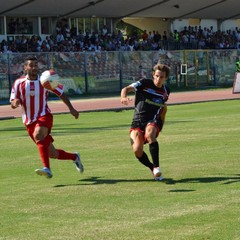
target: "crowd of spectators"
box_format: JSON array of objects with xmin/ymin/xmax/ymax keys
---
[{"xmin": 1, "ymin": 22, "xmax": 240, "ymax": 53}]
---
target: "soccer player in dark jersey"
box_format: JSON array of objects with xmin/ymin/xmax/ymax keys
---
[{"xmin": 120, "ymin": 63, "xmax": 170, "ymax": 181}]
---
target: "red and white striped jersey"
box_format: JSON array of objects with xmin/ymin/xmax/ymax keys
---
[{"xmin": 10, "ymin": 75, "xmax": 64, "ymax": 125}]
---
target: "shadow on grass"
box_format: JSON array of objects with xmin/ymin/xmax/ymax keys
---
[
  {"xmin": 53, "ymin": 174, "xmax": 240, "ymax": 188},
  {"xmin": 163, "ymin": 175, "xmax": 240, "ymax": 185},
  {"xmin": 168, "ymin": 189, "xmax": 195, "ymax": 193},
  {"xmin": 0, "ymin": 126, "xmax": 24, "ymax": 132},
  {"xmin": 167, "ymin": 120, "xmax": 197, "ymax": 125},
  {"xmin": 54, "ymin": 177, "xmax": 154, "ymax": 187}
]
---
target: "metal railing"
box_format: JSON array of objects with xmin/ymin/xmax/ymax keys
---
[{"xmin": 0, "ymin": 49, "xmax": 238, "ymax": 100}]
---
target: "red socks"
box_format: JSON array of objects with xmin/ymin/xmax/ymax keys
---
[
  {"xmin": 57, "ymin": 149, "xmax": 76, "ymax": 161},
  {"xmin": 36, "ymin": 136, "xmax": 76, "ymax": 169},
  {"xmin": 36, "ymin": 139, "xmax": 50, "ymax": 168}
]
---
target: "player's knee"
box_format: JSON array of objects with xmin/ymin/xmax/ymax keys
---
[
  {"xmin": 134, "ymin": 151, "xmax": 143, "ymax": 158},
  {"xmin": 33, "ymin": 132, "xmax": 45, "ymax": 142},
  {"xmin": 48, "ymin": 149, "xmax": 58, "ymax": 159},
  {"xmin": 145, "ymin": 134, "xmax": 156, "ymax": 144},
  {"xmin": 49, "ymin": 151, "xmax": 58, "ymax": 159}
]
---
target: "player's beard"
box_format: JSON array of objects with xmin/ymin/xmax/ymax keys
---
[{"xmin": 28, "ymin": 69, "xmax": 38, "ymax": 80}]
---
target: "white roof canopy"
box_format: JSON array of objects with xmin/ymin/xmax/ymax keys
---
[{"xmin": 1, "ymin": 0, "xmax": 239, "ymax": 20}]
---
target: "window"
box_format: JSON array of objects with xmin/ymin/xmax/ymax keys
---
[
  {"xmin": 98, "ymin": 18, "xmax": 105, "ymax": 32},
  {"xmin": 41, "ymin": 17, "xmax": 50, "ymax": 34},
  {"xmin": 0, "ymin": 17, "xmax": 4, "ymax": 34},
  {"xmin": 91, "ymin": 17, "xmax": 98, "ymax": 33},
  {"xmin": 78, "ymin": 18, "xmax": 85, "ymax": 33},
  {"xmin": 105, "ymin": 18, "xmax": 112, "ymax": 33},
  {"xmin": 6, "ymin": 17, "xmax": 38, "ymax": 34},
  {"xmin": 84, "ymin": 17, "xmax": 91, "ymax": 34}
]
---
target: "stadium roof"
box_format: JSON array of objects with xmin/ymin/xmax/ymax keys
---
[{"xmin": 1, "ymin": 0, "xmax": 240, "ymax": 20}]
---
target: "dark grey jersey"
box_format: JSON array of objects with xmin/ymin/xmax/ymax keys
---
[{"xmin": 130, "ymin": 78, "xmax": 170, "ymax": 124}]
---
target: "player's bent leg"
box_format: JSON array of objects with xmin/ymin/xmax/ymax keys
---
[
  {"xmin": 33, "ymin": 125, "xmax": 49, "ymax": 143},
  {"xmin": 130, "ymin": 130, "xmax": 144, "ymax": 157},
  {"xmin": 48, "ymin": 142, "xmax": 58, "ymax": 158},
  {"xmin": 130, "ymin": 130, "xmax": 153, "ymax": 170},
  {"xmin": 49, "ymin": 143, "xmax": 84, "ymax": 174},
  {"xmin": 145, "ymin": 126, "xmax": 163, "ymax": 181},
  {"xmin": 33, "ymin": 125, "xmax": 50, "ymax": 168},
  {"xmin": 145, "ymin": 125, "xmax": 158, "ymax": 144},
  {"xmin": 35, "ymin": 134, "xmax": 53, "ymax": 178}
]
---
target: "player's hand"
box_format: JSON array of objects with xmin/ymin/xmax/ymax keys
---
[
  {"xmin": 70, "ymin": 108, "xmax": 79, "ymax": 119},
  {"xmin": 11, "ymin": 99, "xmax": 21, "ymax": 109},
  {"xmin": 121, "ymin": 97, "xmax": 132, "ymax": 105}
]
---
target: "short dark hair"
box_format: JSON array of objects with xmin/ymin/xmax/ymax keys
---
[
  {"xmin": 153, "ymin": 63, "xmax": 170, "ymax": 78},
  {"xmin": 24, "ymin": 56, "xmax": 38, "ymax": 65}
]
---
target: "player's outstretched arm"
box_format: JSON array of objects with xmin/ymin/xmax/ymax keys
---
[
  {"xmin": 60, "ymin": 93, "xmax": 79, "ymax": 119},
  {"xmin": 120, "ymin": 85, "xmax": 134, "ymax": 105}
]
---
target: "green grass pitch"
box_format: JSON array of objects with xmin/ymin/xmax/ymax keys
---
[{"xmin": 0, "ymin": 100, "xmax": 240, "ymax": 240}]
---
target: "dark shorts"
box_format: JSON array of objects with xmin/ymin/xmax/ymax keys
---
[{"xmin": 130, "ymin": 119, "xmax": 163, "ymax": 138}]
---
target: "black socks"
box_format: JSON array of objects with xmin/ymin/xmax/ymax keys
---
[
  {"xmin": 137, "ymin": 152, "xmax": 153, "ymax": 170},
  {"xmin": 149, "ymin": 141, "xmax": 159, "ymax": 168}
]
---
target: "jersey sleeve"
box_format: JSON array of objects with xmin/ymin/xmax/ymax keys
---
[
  {"xmin": 9, "ymin": 79, "xmax": 20, "ymax": 102},
  {"xmin": 130, "ymin": 78, "xmax": 146, "ymax": 91},
  {"xmin": 51, "ymin": 83, "xmax": 64, "ymax": 96}
]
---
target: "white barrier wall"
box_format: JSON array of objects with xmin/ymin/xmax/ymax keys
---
[
  {"xmin": 171, "ymin": 19, "xmax": 218, "ymax": 32},
  {"xmin": 172, "ymin": 19, "xmax": 240, "ymax": 32}
]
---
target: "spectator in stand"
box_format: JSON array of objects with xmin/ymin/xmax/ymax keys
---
[
  {"xmin": 28, "ymin": 35, "xmax": 38, "ymax": 52},
  {"xmin": 202, "ymin": 27, "xmax": 208, "ymax": 38},
  {"xmin": 148, "ymin": 31, "xmax": 153, "ymax": 40},
  {"xmin": 235, "ymin": 57, "xmax": 240, "ymax": 72},
  {"xmin": 84, "ymin": 31, "xmax": 90, "ymax": 44},
  {"xmin": 102, "ymin": 25, "xmax": 108, "ymax": 36},
  {"xmin": 90, "ymin": 31, "xmax": 97, "ymax": 44},
  {"xmin": 162, "ymin": 31, "xmax": 168, "ymax": 49},
  {"xmin": 153, "ymin": 31, "xmax": 161, "ymax": 43},
  {"xmin": 141, "ymin": 30, "xmax": 148, "ymax": 41},
  {"xmin": 181, "ymin": 32, "xmax": 189, "ymax": 49},
  {"xmin": 198, "ymin": 38, "xmax": 206, "ymax": 49},
  {"xmin": 116, "ymin": 30, "xmax": 123, "ymax": 41},
  {"xmin": 70, "ymin": 26, "xmax": 77, "ymax": 38},
  {"xmin": 40, "ymin": 40, "xmax": 50, "ymax": 52},
  {"xmin": 173, "ymin": 30, "xmax": 180, "ymax": 50},
  {"xmin": 3, "ymin": 21, "xmax": 240, "ymax": 53},
  {"xmin": 56, "ymin": 31, "xmax": 65, "ymax": 44}
]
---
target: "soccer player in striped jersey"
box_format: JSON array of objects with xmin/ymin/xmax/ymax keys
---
[
  {"xmin": 120, "ymin": 63, "xmax": 170, "ymax": 181},
  {"xmin": 10, "ymin": 56, "xmax": 84, "ymax": 179}
]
